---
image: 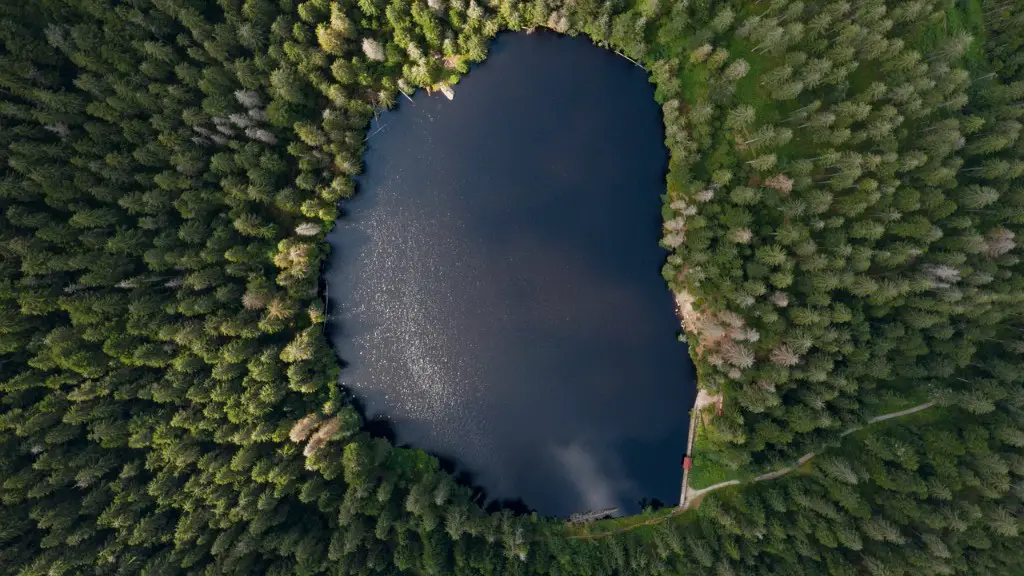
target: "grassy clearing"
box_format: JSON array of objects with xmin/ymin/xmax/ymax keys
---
[
  {"xmin": 556, "ymin": 507, "xmax": 679, "ymax": 540},
  {"xmin": 686, "ymin": 413, "xmax": 750, "ymax": 490},
  {"xmin": 907, "ymin": 0, "xmax": 987, "ymax": 68}
]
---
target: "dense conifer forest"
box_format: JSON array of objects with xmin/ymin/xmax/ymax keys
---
[{"xmin": 1, "ymin": 0, "xmax": 1023, "ymax": 574}]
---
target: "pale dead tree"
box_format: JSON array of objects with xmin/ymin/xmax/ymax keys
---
[
  {"xmin": 707, "ymin": 354, "xmax": 725, "ymax": 367},
  {"xmin": 756, "ymin": 379, "xmax": 776, "ymax": 392},
  {"xmin": 701, "ymin": 320, "xmax": 726, "ymax": 341},
  {"xmin": 770, "ymin": 344, "xmax": 801, "ymax": 366},
  {"xmin": 922, "ymin": 264, "xmax": 961, "ymax": 289},
  {"xmin": 730, "ymin": 228, "xmax": 753, "ymax": 244},
  {"xmin": 670, "ymin": 200, "xmax": 689, "ymax": 211},
  {"xmin": 303, "ymin": 435, "xmax": 326, "ymax": 457},
  {"xmin": 764, "ymin": 173, "xmax": 794, "ymax": 194},
  {"xmin": 290, "ymin": 414, "xmax": 321, "ymax": 442},
  {"xmin": 295, "ymin": 222, "xmax": 322, "ymax": 236},
  {"xmin": 985, "ymin": 228, "xmax": 1016, "ymax": 257},
  {"xmin": 275, "ymin": 241, "xmax": 315, "ymax": 270},
  {"xmin": 245, "ymin": 127, "xmax": 277, "ymax": 144},
  {"xmin": 44, "ymin": 122, "xmax": 71, "ymax": 139},
  {"xmin": 663, "ymin": 233, "xmax": 684, "ymax": 248},
  {"xmin": 428, "ymin": 0, "xmax": 445, "ymax": 10},
  {"xmin": 362, "ymin": 37, "xmax": 386, "ymax": 61},
  {"xmin": 745, "ymin": 329, "xmax": 761, "ymax": 342},
  {"xmin": 718, "ymin": 309, "xmax": 746, "ymax": 329},
  {"xmin": 265, "ymin": 297, "xmax": 295, "ymax": 320},
  {"xmin": 689, "ymin": 44, "xmax": 713, "ymax": 64},
  {"xmin": 234, "ymin": 89, "xmax": 262, "ymax": 108},
  {"xmin": 721, "ymin": 341, "xmax": 756, "ymax": 369},
  {"xmin": 696, "ymin": 189, "xmax": 715, "ymax": 202},
  {"xmin": 304, "ymin": 416, "xmax": 343, "ymax": 457},
  {"xmin": 728, "ymin": 368, "xmax": 743, "ymax": 379},
  {"xmin": 406, "ymin": 42, "xmax": 424, "ymax": 61},
  {"xmin": 546, "ymin": 11, "xmax": 569, "ymax": 33},
  {"xmin": 242, "ymin": 290, "xmax": 269, "ymax": 310},
  {"xmin": 724, "ymin": 58, "xmax": 750, "ymax": 81},
  {"xmin": 664, "ymin": 217, "xmax": 687, "ymax": 231},
  {"xmin": 229, "ymin": 112, "xmax": 252, "ymax": 128},
  {"xmin": 467, "ymin": 0, "xmax": 484, "ymax": 19},
  {"xmin": 771, "ymin": 291, "xmax": 789, "ymax": 307},
  {"xmin": 247, "ymin": 108, "xmax": 268, "ymax": 122},
  {"xmin": 397, "ymin": 78, "xmax": 415, "ymax": 101}
]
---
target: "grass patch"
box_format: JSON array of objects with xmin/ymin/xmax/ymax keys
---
[
  {"xmin": 686, "ymin": 414, "xmax": 750, "ymax": 490},
  {"xmin": 679, "ymin": 64, "xmax": 711, "ymax": 103},
  {"xmin": 905, "ymin": 0, "xmax": 989, "ymax": 71},
  {"xmin": 726, "ymin": 41, "xmax": 786, "ymax": 124},
  {"xmin": 556, "ymin": 506, "xmax": 679, "ymax": 540}
]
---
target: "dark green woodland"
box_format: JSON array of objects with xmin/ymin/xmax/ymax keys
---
[{"xmin": 1, "ymin": 0, "xmax": 1023, "ymax": 574}]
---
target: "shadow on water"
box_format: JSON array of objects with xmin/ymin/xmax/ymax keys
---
[
  {"xmin": 344, "ymin": 383, "xmax": 539, "ymax": 514},
  {"xmin": 320, "ymin": 230, "xmax": 546, "ymax": 518},
  {"xmin": 638, "ymin": 497, "xmax": 666, "ymax": 511}
]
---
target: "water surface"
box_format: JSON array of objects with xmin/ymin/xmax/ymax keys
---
[{"xmin": 325, "ymin": 32, "xmax": 695, "ymax": 516}]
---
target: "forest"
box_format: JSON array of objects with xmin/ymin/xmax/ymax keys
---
[{"xmin": 1, "ymin": 0, "xmax": 1023, "ymax": 574}]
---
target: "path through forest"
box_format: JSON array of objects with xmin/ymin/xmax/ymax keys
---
[{"xmin": 561, "ymin": 400, "xmax": 936, "ymax": 541}]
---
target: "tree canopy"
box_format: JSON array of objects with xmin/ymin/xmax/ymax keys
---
[{"xmin": 1, "ymin": 0, "xmax": 1023, "ymax": 574}]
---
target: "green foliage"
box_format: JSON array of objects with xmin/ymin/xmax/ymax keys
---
[{"xmin": 1, "ymin": 0, "xmax": 1023, "ymax": 574}]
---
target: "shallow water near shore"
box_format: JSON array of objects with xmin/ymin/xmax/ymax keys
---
[{"xmin": 324, "ymin": 31, "xmax": 696, "ymax": 516}]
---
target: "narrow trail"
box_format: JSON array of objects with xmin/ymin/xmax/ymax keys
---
[
  {"xmin": 678, "ymin": 409, "xmax": 699, "ymax": 506},
  {"xmin": 559, "ymin": 400, "xmax": 937, "ymax": 541}
]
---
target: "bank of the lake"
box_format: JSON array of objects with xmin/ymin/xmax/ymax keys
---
[{"xmin": 325, "ymin": 31, "xmax": 695, "ymax": 517}]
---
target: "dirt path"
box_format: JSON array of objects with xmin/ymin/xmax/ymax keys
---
[
  {"xmin": 678, "ymin": 408, "xmax": 700, "ymax": 506},
  {"xmin": 866, "ymin": 400, "xmax": 936, "ymax": 424},
  {"xmin": 560, "ymin": 400, "xmax": 937, "ymax": 540},
  {"xmin": 680, "ymin": 401, "xmax": 936, "ymax": 507},
  {"xmin": 678, "ymin": 390, "xmax": 722, "ymax": 507}
]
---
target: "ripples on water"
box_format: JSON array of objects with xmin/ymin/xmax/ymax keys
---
[{"xmin": 325, "ymin": 31, "xmax": 696, "ymax": 517}]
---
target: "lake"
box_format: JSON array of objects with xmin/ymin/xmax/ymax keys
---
[{"xmin": 324, "ymin": 31, "xmax": 695, "ymax": 517}]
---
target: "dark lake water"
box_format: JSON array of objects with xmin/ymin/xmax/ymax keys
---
[{"xmin": 324, "ymin": 31, "xmax": 695, "ymax": 517}]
